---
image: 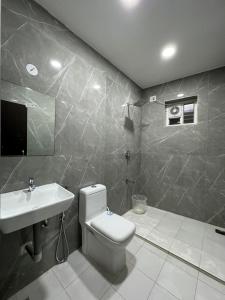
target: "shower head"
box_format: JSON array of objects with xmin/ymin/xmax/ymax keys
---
[
  {"xmin": 121, "ymin": 102, "xmax": 142, "ymax": 107},
  {"xmin": 121, "ymin": 102, "xmax": 133, "ymax": 107},
  {"xmin": 121, "ymin": 101, "xmax": 144, "ymax": 107}
]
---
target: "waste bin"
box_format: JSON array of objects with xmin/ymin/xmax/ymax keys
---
[{"xmin": 132, "ymin": 194, "xmax": 147, "ymax": 214}]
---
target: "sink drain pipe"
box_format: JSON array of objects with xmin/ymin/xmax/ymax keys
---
[{"xmin": 25, "ymin": 222, "xmax": 42, "ymax": 263}]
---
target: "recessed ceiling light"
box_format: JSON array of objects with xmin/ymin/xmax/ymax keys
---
[
  {"xmin": 161, "ymin": 44, "xmax": 177, "ymax": 60},
  {"xmin": 120, "ymin": 0, "xmax": 140, "ymax": 9},
  {"xmin": 177, "ymin": 93, "xmax": 184, "ymax": 98},
  {"xmin": 50, "ymin": 59, "xmax": 62, "ymax": 70},
  {"xmin": 93, "ymin": 84, "xmax": 101, "ymax": 90}
]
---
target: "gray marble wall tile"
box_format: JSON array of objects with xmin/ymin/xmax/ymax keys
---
[
  {"xmin": 0, "ymin": 0, "xmax": 142, "ymax": 299},
  {"xmin": 1, "ymin": 1, "xmax": 224, "ymax": 299},
  {"xmin": 139, "ymin": 67, "xmax": 225, "ymax": 227},
  {"xmin": 103, "ymin": 78, "xmax": 142, "ymax": 215}
]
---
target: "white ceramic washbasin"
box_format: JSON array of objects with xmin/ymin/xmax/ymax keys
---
[{"xmin": 0, "ymin": 183, "xmax": 74, "ymax": 233}]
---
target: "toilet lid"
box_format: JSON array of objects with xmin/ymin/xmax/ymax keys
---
[{"xmin": 90, "ymin": 212, "xmax": 136, "ymax": 243}]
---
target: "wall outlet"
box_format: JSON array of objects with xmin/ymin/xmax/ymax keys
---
[{"xmin": 149, "ymin": 95, "xmax": 157, "ymax": 103}]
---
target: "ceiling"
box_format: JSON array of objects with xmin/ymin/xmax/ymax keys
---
[{"xmin": 35, "ymin": 0, "xmax": 225, "ymax": 88}]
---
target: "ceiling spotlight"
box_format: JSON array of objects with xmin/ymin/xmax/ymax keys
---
[
  {"xmin": 161, "ymin": 44, "xmax": 177, "ymax": 60},
  {"xmin": 50, "ymin": 59, "xmax": 62, "ymax": 70},
  {"xmin": 177, "ymin": 93, "xmax": 184, "ymax": 98},
  {"xmin": 93, "ymin": 84, "xmax": 101, "ymax": 90},
  {"xmin": 120, "ymin": 0, "xmax": 140, "ymax": 9}
]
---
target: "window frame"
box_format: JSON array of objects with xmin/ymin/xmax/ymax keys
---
[{"xmin": 165, "ymin": 96, "xmax": 198, "ymax": 127}]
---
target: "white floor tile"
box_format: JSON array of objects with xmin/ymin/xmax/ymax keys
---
[
  {"xmin": 164, "ymin": 211, "xmax": 184, "ymax": 223},
  {"xmin": 53, "ymin": 261, "xmax": 79, "ymax": 288},
  {"xmin": 148, "ymin": 284, "xmax": 179, "ymax": 300},
  {"xmin": 146, "ymin": 207, "xmax": 166, "ymax": 219},
  {"xmin": 76, "ymin": 264, "xmax": 110, "ymax": 298},
  {"xmin": 170, "ymin": 239, "xmax": 201, "ymax": 266},
  {"xmin": 204, "ymin": 225, "xmax": 225, "ymax": 247},
  {"xmin": 198, "ymin": 272, "xmax": 225, "ymax": 295},
  {"xmin": 67, "ymin": 249, "xmax": 90, "ymax": 276},
  {"xmin": 200, "ymin": 252, "xmax": 225, "ymax": 282},
  {"xmin": 11, "ymin": 207, "xmax": 225, "ymax": 300},
  {"xmin": 157, "ymin": 261, "xmax": 197, "ymax": 300},
  {"xmin": 166, "ymin": 255, "xmax": 198, "ymax": 278},
  {"xmin": 101, "ymin": 287, "xmax": 124, "ymax": 300},
  {"xmin": 143, "ymin": 241, "xmax": 168, "ymax": 259},
  {"xmin": 113, "ymin": 263, "xmax": 154, "ymax": 300},
  {"xmin": 155, "ymin": 219, "xmax": 181, "ymax": 236},
  {"xmin": 202, "ymin": 237, "xmax": 225, "ymax": 261},
  {"xmin": 195, "ymin": 280, "xmax": 225, "ymax": 300},
  {"xmin": 66, "ymin": 278, "xmax": 98, "ymax": 300},
  {"xmin": 16, "ymin": 270, "xmax": 64, "ymax": 300},
  {"xmin": 124, "ymin": 207, "xmax": 225, "ymax": 283},
  {"xmin": 48, "ymin": 290, "xmax": 70, "ymax": 300},
  {"xmin": 180, "ymin": 218, "xmax": 207, "ymax": 236},
  {"xmin": 126, "ymin": 236, "xmax": 144, "ymax": 261},
  {"xmin": 175, "ymin": 227, "xmax": 203, "ymax": 249},
  {"xmin": 147, "ymin": 228, "xmax": 175, "ymax": 251},
  {"xmin": 136, "ymin": 214, "xmax": 158, "ymax": 227},
  {"xmin": 135, "ymin": 224, "xmax": 152, "ymax": 238},
  {"xmin": 131, "ymin": 246, "xmax": 165, "ymax": 280}
]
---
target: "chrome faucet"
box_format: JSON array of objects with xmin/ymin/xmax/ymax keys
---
[{"xmin": 28, "ymin": 177, "xmax": 36, "ymax": 192}]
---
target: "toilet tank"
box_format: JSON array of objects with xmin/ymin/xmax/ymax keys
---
[{"xmin": 79, "ymin": 184, "xmax": 107, "ymax": 224}]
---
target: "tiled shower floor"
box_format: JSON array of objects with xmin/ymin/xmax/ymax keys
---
[
  {"xmin": 123, "ymin": 206, "xmax": 225, "ymax": 283},
  {"xmin": 9, "ymin": 236, "xmax": 225, "ymax": 300}
]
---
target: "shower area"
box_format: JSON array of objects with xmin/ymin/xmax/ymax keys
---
[{"xmin": 122, "ymin": 67, "xmax": 225, "ymax": 284}]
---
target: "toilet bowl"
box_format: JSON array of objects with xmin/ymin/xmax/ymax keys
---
[{"xmin": 79, "ymin": 184, "xmax": 135, "ymax": 274}]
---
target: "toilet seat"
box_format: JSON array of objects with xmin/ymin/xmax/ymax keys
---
[
  {"xmin": 80, "ymin": 184, "xmax": 135, "ymax": 273},
  {"xmin": 88, "ymin": 211, "xmax": 135, "ymax": 243}
]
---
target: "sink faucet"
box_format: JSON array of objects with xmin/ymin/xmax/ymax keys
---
[{"xmin": 28, "ymin": 177, "xmax": 36, "ymax": 192}]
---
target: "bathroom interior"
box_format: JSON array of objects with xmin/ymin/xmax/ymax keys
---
[{"xmin": 0, "ymin": 0, "xmax": 225, "ymax": 299}]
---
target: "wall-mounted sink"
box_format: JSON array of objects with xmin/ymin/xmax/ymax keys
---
[{"xmin": 0, "ymin": 183, "xmax": 74, "ymax": 233}]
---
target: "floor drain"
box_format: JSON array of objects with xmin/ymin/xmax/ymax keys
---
[{"xmin": 215, "ymin": 228, "xmax": 225, "ymax": 235}]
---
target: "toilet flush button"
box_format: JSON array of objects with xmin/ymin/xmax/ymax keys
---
[{"xmin": 91, "ymin": 185, "xmax": 96, "ymax": 188}]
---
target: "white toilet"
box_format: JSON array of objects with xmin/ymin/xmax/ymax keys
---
[{"xmin": 79, "ymin": 184, "xmax": 136, "ymax": 274}]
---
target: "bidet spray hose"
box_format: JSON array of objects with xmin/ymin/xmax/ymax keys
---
[{"xmin": 56, "ymin": 212, "xmax": 69, "ymax": 263}]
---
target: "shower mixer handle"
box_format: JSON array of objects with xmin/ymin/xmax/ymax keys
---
[
  {"xmin": 125, "ymin": 150, "xmax": 131, "ymax": 160},
  {"xmin": 125, "ymin": 178, "xmax": 136, "ymax": 184}
]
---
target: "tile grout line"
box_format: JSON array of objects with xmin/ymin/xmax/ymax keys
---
[
  {"xmin": 197, "ymin": 275, "xmax": 225, "ymax": 297},
  {"xmin": 149, "ymin": 283, "xmax": 181, "ymax": 300},
  {"xmin": 99, "ymin": 285, "xmax": 126, "ymax": 300},
  {"xmin": 125, "ymin": 207, "xmax": 225, "ymax": 285},
  {"xmin": 136, "ymin": 231, "xmax": 225, "ymax": 282},
  {"xmin": 146, "ymin": 237, "xmax": 172, "ymax": 300},
  {"xmin": 193, "ymin": 271, "xmax": 200, "ymax": 300}
]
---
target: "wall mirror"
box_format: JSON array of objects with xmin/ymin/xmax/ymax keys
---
[{"xmin": 1, "ymin": 80, "xmax": 55, "ymax": 156}]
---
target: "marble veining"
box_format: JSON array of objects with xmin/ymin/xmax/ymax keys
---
[
  {"xmin": 0, "ymin": 0, "xmax": 141, "ymax": 298},
  {"xmin": 138, "ymin": 67, "xmax": 225, "ymax": 227},
  {"xmin": 1, "ymin": 0, "xmax": 225, "ymax": 299}
]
